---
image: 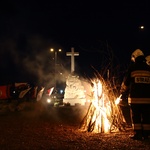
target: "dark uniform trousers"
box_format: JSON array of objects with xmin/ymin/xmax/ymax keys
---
[{"xmin": 130, "ymin": 104, "xmax": 150, "ymax": 136}]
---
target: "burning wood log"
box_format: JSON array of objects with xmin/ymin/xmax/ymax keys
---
[{"xmin": 79, "ymin": 76, "xmax": 127, "ymax": 133}]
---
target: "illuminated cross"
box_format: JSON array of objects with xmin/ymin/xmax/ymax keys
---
[{"xmin": 66, "ymin": 47, "xmax": 79, "ymax": 73}]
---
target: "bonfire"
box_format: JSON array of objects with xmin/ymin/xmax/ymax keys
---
[{"xmin": 79, "ymin": 74, "xmax": 126, "ymax": 133}]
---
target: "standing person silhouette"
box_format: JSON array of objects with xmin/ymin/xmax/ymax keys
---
[{"xmin": 120, "ymin": 49, "xmax": 150, "ymax": 140}]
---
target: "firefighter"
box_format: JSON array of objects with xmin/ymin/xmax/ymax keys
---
[
  {"xmin": 120, "ymin": 49, "xmax": 150, "ymax": 140},
  {"xmin": 145, "ymin": 55, "xmax": 150, "ymax": 66}
]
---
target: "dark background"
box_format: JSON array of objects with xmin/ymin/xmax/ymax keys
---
[{"xmin": 0, "ymin": 0, "xmax": 150, "ymax": 85}]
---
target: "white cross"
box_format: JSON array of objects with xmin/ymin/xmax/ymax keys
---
[{"xmin": 66, "ymin": 47, "xmax": 79, "ymax": 73}]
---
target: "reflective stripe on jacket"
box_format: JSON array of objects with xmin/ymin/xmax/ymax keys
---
[
  {"xmin": 128, "ymin": 97, "xmax": 150, "ymax": 104},
  {"xmin": 143, "ymin": 124, "xmax": 150, "ymax": 130},
  {"xmin": 132, "ymin": 123, "xmax": 142, "ymax": 130},
  {"xmin": 132, "ymin": 123, "xmax": 150, "ymax": 131},
  {"xmin": 120, "ymin": 56, "xmax": 150, "ymax": 103}
]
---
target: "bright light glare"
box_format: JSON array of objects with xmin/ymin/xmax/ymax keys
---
[
  {"xmin": 50, "ymin": 48, "xmax": 62, "ymax": 52},
  {"xmin": 50, "ymin": 48, "xmax": 54, "ymax": 52},
  {"xmin": 47, "ymin": 99, "xmax": 51, "ymax": 103},
  {"xmin": 60, "ymin": 90, "xmax": 63, "ymax": 94},
  {"xmin": 140, "ymin": 26, "xmax": 144, "ymax": 29}
]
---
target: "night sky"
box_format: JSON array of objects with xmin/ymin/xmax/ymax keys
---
[{"xmin": 0, "ymin": 0, "xmax": 150, "ymax": 85}]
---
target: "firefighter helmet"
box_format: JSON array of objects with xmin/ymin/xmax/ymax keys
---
[
  {"xmin": 145, "ymin": 55, "xmax": 150, "ymax": 66},
  {"xmin": 131, "ymin": 49, "xmax": 144, "ymax": 62}
]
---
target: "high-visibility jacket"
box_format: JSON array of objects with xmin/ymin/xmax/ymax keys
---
[{"xmin": 120, "ymin": 56, "xmax": 150, "ymax": 104}]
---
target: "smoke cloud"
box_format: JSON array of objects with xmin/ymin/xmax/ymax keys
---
[{"xmin": 0, "ymin": 34, "xmax": 71, "ymax": 87}]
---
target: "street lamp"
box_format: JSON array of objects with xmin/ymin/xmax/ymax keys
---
[{"xmin": 50, "ymin": 48, "xmax": 62, "ymax": 89}]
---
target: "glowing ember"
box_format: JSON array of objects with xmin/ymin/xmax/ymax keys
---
[{"xmin": 79, "ymin": 77, "xmax": 126, "ymax": 133}]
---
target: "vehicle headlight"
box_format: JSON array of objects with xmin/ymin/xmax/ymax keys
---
[{"xmin": 47, "ymin": 98, "xmax": 51, "ymax": 103}]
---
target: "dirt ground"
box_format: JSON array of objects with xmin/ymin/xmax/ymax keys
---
[{"xmin": 0, "ymin": 101, "xmax": 150, "ymax": 150}]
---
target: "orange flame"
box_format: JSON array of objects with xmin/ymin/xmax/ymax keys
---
[
  {"xmin": 91, "ymin": 79, "xmax": 111, "ymax": 133},
  {"xmin": 80, "ymin": 78, "xmax": 126, "ymax": 133}
]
